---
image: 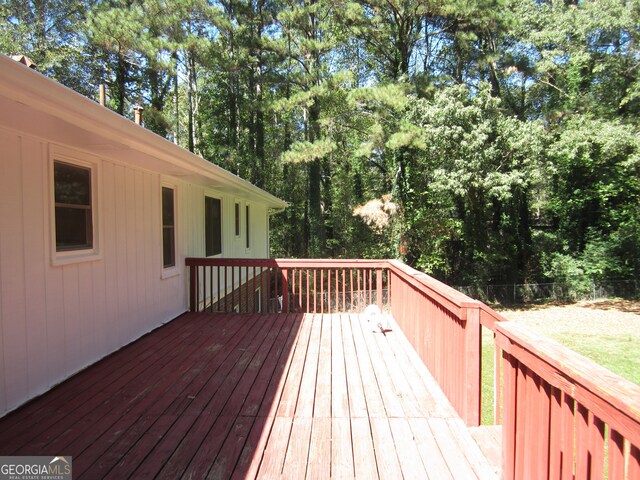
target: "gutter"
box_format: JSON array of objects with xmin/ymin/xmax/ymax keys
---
[{"xmin": 269, "ymin": 205, "xmax": 288, "ymax": 215}]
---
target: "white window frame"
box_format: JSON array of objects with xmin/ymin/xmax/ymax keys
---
[
  {"xmin": 161, "ymin": 180, "xmax": 180, "ymax": 279},
  {"xmin": 204, "ymin": 192, "xmax": 223, "ymax": 258},
  {"xmin": 49, "ymin": 145, "xmax": 102, "ymax": 266}
]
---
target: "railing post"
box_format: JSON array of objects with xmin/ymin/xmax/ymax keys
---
[
  {"xmin": 189, "ymin": 264, "xmax": 197, "ymax": 312},
  {"xmin": 463, "ymin": 305, "xmax": 481, "ymax": 426}
]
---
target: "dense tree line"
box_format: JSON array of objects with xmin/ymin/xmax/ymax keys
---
[{"xmin": 2, "ymin": 0, "xmax": 639, "ymax": 292}]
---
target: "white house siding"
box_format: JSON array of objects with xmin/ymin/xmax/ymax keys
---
[
  {"xmin": 0, "ymin": 126, "xmax": 272, "ymax": 417},
  {"xmin": 182, "ymin": 184, "xmax": 270, "ymax": 309}
]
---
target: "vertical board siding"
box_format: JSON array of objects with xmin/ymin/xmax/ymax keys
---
[
  {"xmin": 114, "ymin": 163, "xmax": 129, "ymax": 346},
  {"xmin": 102, "ymin": 160, "xmax": 119, "ymax": 355},
  {"xmin": 62, "ymin": 265, "xmax": 81, "ymax": 378},
  {"xmin": 0, "ymin": 130, "xmax": 28, "ymax": 410},
  {"xmin": 142, "ymin": 172, "xmax": 154, "ymax": 322},
  {"xmin": 0, "ymin": 124, "xmax": 275, "ymax": 416},
  {"xmin": 21, "ymin": 138, "xmax": 49, "ymax": 399},
  {"xmin": 125, "ymin": 170, "xmax": 139, "ymax": 335},
  {"xmin": 77, "ymin": 262, "xmax": 96, "ymax": 369},
  {"xmin": 0, "ymin": 130, "xmax": 10, "ymax": 413}
]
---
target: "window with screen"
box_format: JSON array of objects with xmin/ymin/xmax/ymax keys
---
[
  {"xmin": 162, "ymin": 186, "xmax": 176, "ymax": 268},
  {"xmin": 54, "ymin": 161, "xmax": 93, "ymax": 251}
]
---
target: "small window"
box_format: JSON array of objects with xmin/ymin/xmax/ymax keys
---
[
  {"xmin": 205, "ymin": 196, "xmax": 222, "ymax": 256},
  {"xmin": 54, "ymin": 161, "xmax": 93, "ymax": 251},
  {"xmin": 245, "ymin": 204, "xmax": 250, "ymax": 249},
  {"xmin": 162, "ymin": 186, "xmax": 176, "ymax": 268},
  {"xmin": 235, "ymin": 202, "xmax": 241, "ymax": 237}
]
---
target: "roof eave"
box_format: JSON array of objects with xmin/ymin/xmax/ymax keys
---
[{"xmin": 0, "ymin": 54, "xmax": 288, "ymax": 210}]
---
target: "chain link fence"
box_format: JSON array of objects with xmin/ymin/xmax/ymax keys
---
[{"xmin": 456, "ymin": 279, "xmax": 639, "ymax": 305}]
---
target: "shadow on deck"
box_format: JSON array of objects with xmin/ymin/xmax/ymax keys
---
[{"xmin": 0, "ymin": 312, "xmax": 498, "ymax": 479}]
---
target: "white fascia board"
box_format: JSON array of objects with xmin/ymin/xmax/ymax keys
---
[{"xmin": 0, "ymin": 55, "xmax": 287, "ymax": 210}]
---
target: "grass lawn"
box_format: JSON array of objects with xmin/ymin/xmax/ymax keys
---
[{"xmin": 480, "ymin": 299, "xmax": 640, "ymax": 425}]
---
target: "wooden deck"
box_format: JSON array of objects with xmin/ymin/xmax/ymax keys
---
[{"xmin": 0, "ymin": 312, "xmax": 498, "ymax": 479}]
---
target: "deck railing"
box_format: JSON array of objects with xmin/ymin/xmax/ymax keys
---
[
  {"xmin": 185, "ymin": 258, "xmax": 388, "ymax": 314},
  {"xmin": 186, "ymin": 258, "xmax": 640, "ymax": 479},
  {"xmin": 495, "ymin": 320, "xmax": 640, "ymax": 479},
  {"xmin": 385, "ymin": 260, "xmax": 486, "ymax": 426}
]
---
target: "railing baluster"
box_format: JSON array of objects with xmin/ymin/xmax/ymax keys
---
[
  {"xmin": 274, "ymin": 266, "xmax": 278, "ymax": 313},
  {"xmin": 357, "ymin": 269, "xmax": 361, "ymax": 310},
  {"xmin": 216, "ymin": 265, "xmax": 220, "ymax": 312},
  {"xmin": 629, "ymin": 444, "xmax": 640, "ymax": 479},
  {"xmin": 243, "ymin": 266, "xmax": 248, "ymax": 313},
  {"xmin": 560, "ymin": 393, "xmax": 575, "ymax": 480},
  {"xmin": 225, "ymin": 265, "xmax": 229, "ymax": 312},
  {"xmin": 365, "ymin": 268, "xmax": 371, "ymax": 305},
  {"xmin": 327, "ymin": 268, "xmax": 331, "ymax": 313},
  {"xmin": 548, "ymin": 387, "xmax": 562, "ymax": 479},
  {"xmin": 306, "ymin": 269, "xmax": 310, "ymax": 312},
  {"xmin": 376, "ymin": 268, "xmax": 382, "ymax": 310},
  {"xmin": 349, "ymin": 269, "xmax": 354, "ymax": 311},
  {"xmin": 575, "ymin": 404, "xmax": 590, "ymax": 479},
  {"xmin": 313, "ymin": 269, "xmax": 317, "ymax": 313},
  {"xmin": 332, "ymin": 268, "xmax": 340, "ymax": 313},
  {"xmin": 281, "ymin": 267, "xmax": 289, "ymax": 313},
  {"xmin": 291, "ymin": 267, "xmax": 296, "ymax": 312},
  {"xmin": 232, "ymin": 266, "xmax": 236, "ymax": 312},
  {"xmin": 342, "ymin": 269, "xmax": 346, "ymax": 312},
  {"xmin": 252, "ymin": 266, "xmax": 256, "ymax": 313},
  {"xmin": 298, "ymin": 268, "xmax": 303, "ymax": 312},
  {"xmin": 590, "ymin": 416, "xmax": 605, "ymax": 479},
  {"xmin": 608, "ymin": 429, "xmax": 625, "ymax": 479},
  {"xmin": 211, "ymin": 265, "xmax": 214, "ymax": 312}
]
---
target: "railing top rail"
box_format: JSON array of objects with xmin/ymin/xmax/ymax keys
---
[
  {"xmin": 185, "ymin": 257, "xmax": 508, "ymax": 326},
  {"xmin": 478, "ymin": 303, "xmax": 508, "ymax": 331},
  {"xmin": 386, "ymin": 259, "xmax": 486, "ymax": 319},
  {"xmin": 185, "ymin": 257, "xmax": 390, "ymax": 269},
  {"xmin": 496, "ymin": 320, "xmax": 640, "ymax": 445}
]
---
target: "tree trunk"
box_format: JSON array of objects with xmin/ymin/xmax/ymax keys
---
[
  {"xmin": 485, "ymin": 32, "xmax": 501, "ymax": 98},
  {"xmin": 187, "ymin": 50, "xmax": 196, "ymax": 153},
  {"xmin": 115, "ymin": 51, "xmax": 127, "ymax": 116},
  {"xmin": 255, "ymin": 73, "xmax": 265, "ymax": 187},
  {"xmin": 452, "ymin": 20, "xmax": 464, "ymax": 84},
  {"xmin": 173, "ymin": 53, "xmax": 179, "ymax": 144},
  {"xmin": 308, "ymin": 99, "xmax": 324, "ymax": 257}
]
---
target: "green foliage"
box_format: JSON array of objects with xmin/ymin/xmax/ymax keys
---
[
  {"xmin": 281, "ymin": 139, "xmax": 337, "ymax": 163},
  {"xmin": 548, "ymin": 117, "xmax": 640, "ymax": 260},
  {"xmin": 544, "ymin": 253, "xmax": 592, "ymax": 299},
  {"xmin": 2, "ymin": 0, "xmax": 638, "ymax": 289},
  {"xmin": 391, "ymin": 84, "xmax": 548, "ymax": 285}
]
